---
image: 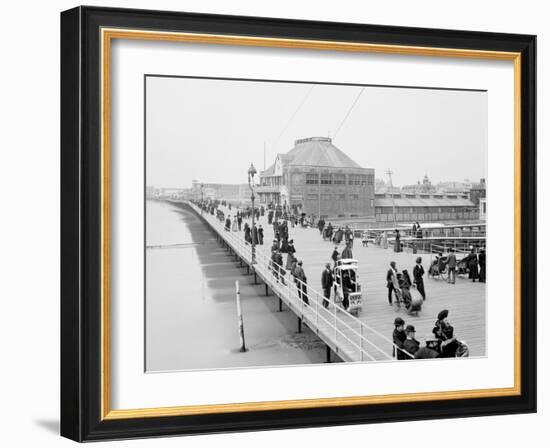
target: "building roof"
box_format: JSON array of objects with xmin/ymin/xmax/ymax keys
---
[
  {"xmin": 286, "ymin": 137, "xmax": 363, "ymax": 169},
  {"xmin": 375, "ymin": 197, "xmax": 475, "ymax": 208}
]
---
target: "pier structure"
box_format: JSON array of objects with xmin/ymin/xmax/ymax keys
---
[
  {"xmin": 181, "ymin": 200, "xmax": 487, "ymax": 362},
  {"xmin": 185, "ymin": 201, "xmax": 410, "ymax": 363}
]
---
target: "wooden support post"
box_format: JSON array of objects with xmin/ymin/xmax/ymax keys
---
[
  {"xmin": 279, "ymin": 298, "xmax": 283, "ymax": 312},
  {"xmin": 265, "ymin": 284, "xmax": 269, "ymax": 296},
  {"xmin": 326, "ymin": 345, "xmax": 331, "ymax": 363},
  {"xmin": 298, "ymin": 317, "xmax": 302, "ymax": 333},
  {"xmin": 235, "ymin": 280, "xmax": 247, "ymax": 352}
]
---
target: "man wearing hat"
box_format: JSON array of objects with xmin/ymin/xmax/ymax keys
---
[
  {"xmin": 258, "ymin": 224, "xmax": 264, "ymax": 245},
  {"xmin": 274, "ymin": 250, "xmax": 286, "ymax": 286},
  {"xmin": 293, "ymin": 260, "xmax": 308, "ymax": 305},
  {"xmin": 403, "ymin": 325, "xmax": 420, "ymax": 358},
  {"xmin": 386, "ymin": 261, "xmax": 400, "ymax": 306},
  {"xmin": 321, "ymin": 263, "xmax": 334, "ymax": 309},
  {"xmin": 414, "ymin": 334, "xmax": 441, "ymax": 359},
  {"xmin": 392, "ymin": 317, "xmax": 407, "ymax": 360},
  {"xmin": 413, "ymin": 256, "xmax": 426, "ymax": 300},
  {"xmin": 446, "ymin": 248, "xmax": 457, "ymax": 284},
  {"xmin": 331, "ymin": 246, "xmax": 340, "ymax": 269}
]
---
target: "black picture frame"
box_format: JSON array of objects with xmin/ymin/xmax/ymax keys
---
[{"xmin": 61, "ymin": 5, "xmax": 536, "ymax": 442}]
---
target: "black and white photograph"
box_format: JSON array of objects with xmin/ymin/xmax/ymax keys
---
[{"xmin": 145, "ymin": 75, "xmax": 488, "ymax": 372}]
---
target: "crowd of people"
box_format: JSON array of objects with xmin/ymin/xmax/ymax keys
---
[
  {"xmin": 386, "ymin": 258, "xmax": 425, "ymax": 313},
  {"xmin": 196, "ymin": 199, "xmax": 480, "ymax": 360},
  {"xmin": 392, "ymin": 309, "xmax": 469, "ymax": 359},
  {"xmin": 430, "ymin": 246, "xmax": 486, "ymax": 283}
]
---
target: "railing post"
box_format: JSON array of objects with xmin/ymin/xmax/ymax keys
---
[
  {"xmin": 334, "ymin": 308, "xmax": 337, "ymax": 342},
  {"xmin": 315, "ymin": 291, "xmax": 318, "ymax": 326},
  {"xmin": 360, "ymin": 324, "xmax": 364, "ymax": 361}
]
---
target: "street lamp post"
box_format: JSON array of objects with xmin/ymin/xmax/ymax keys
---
[{"xmin": 248, "ymin": 163, "xmax": 257, "ymax": 264}]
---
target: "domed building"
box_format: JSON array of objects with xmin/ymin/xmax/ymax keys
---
[
  {"xmin": 402, "ymin": 174, "xmax": 437, "ymax": 194},
  {"xmin": 258, "ymin": 137, "xmax": 375, "ymax": 219}
]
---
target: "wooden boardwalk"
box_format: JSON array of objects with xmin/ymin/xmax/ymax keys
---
[
  {"xmin": 254, "ymin": 215, "xmax": 486, "ymax": 358},
  {"xmin": 187, "ymin": 201, "xmax": 486, "ymax": 361}
]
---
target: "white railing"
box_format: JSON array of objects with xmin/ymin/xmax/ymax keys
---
[{"xmin": 186, "ymin": 201, "xmax": 414, "ymax": 361}]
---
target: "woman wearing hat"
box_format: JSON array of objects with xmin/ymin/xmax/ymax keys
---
[{"xmin": 432, "ymin": 309, "xmax": 459, "ymax": 358}]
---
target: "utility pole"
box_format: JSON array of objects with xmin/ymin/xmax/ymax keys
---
[
  {"xmin": 386, "ymin": 169, "xmax": 397, "ymax": 227},
  {"xmin": 263, "ymin": 142, "xmax": 266, "ymax": 171},
  {"xmin": 318, "ymin": 168, "xmax": 321, "ymax": 221}
]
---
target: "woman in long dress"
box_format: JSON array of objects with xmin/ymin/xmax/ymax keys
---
[{"xmin": 381, "ymin": 231, "xmax": 388, "ymax": 249}]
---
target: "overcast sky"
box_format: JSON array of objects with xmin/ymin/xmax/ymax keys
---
[{"xmin": 146, "ymin": 76, "xmax": 487, "ymax": 188}]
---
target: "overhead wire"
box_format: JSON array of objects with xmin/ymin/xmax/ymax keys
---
[
  {"xmin": 333, "ymin": 87, "xmax": 365, "ymax": 140},
  {"xmin": 271, "ymin": 85, "xmax": 315, "ymax": 152}
]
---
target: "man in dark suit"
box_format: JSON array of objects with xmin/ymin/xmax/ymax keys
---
[
  {"xmin": 293, "ymin": 261, "xmax": 308, "ymax": 305},
  {"xmin": 403, "ymin": 325, "xmax": 420, "ymax": 358},
  {"xmin": 386, "ymin": 261, "xmax": 399, "ymax": 305},
  {"xmin": 331, "ymin": 246, "xmax": 339, "ymax": 269},
  {"xmin": 413, "ymin": 256, "xmax": 426, "ymax": 300},
  {"xmin": 446, "ymin": 248, "xmax": 457, "ymax": 284},
  {"xmin": 392, "ymin": 317, "xmax": 407, "ymax": 360},
  {"xmin": 321, "ymin": 263, "xmax": 333, "ymax": 308},
  {"xmin": 478, "ymin": 248, "xmax": 486, "ymax": 282}
]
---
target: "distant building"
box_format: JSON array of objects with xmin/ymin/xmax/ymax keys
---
[
  {"xmin": 479, "ymin": 197, "xmax": 487, "ymax": 220},
  {"xmin": 374, "ymin": 192, "xmax": 477, "ymax": 223},
  {"xmin": 191, "ymin": 180, "xmax": 249, "ymax": 203},
  {"xmin": 436, "ymin": 179, "xmax": 473, "ymax": 196},
  {"xmin": 469, "ymin": 178, "xmax": 487, "ymax": 206},
  {"xmin": 258, "ymin": 137, "xmax": 375, "ymax": 219},
  {"xmin": 402, "ymin": 174, "xmax": 437, "ymax": 194}
]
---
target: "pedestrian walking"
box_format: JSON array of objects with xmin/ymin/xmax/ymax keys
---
[
  {"xmin": 274, "ymin": 251, "xmax": 286, "ymax": 285},
  {"xmin": 467, "ymin": 247, "xmax": 479, "ymax": 282},
  {"xmin": 342, "ymin": 243, "xmax": 353, "ymax": 260},
  {"xmin": 321, "ymin": 263, "xmax": 333, "ymax": 308},
  {"xmin": 394, "ymin": 229, "xmax": 401, "ymax": 253},
  {"xmin": 252, "ymin": 225, "xmax": 259, "ymax": 245},
  {"xmin": 415, "ymin": 222, "xmax": 422, "ymax": 239},
  {"xmin": 293, "ymin": 261, "xmax": 308, "ymax": 305},
  {"xmin": 478, "ymin": 248, "xmax": 486, "ymax": 282},
  {"xmin": 382, "ymin": 231, "xmax": 388, "ymax": 249},
  {"xmin": 413, "ymin": 256, "xmax": 426, "ymax": 300},
  {"xmin": 224, "ymin": 215, "xmax": 231, "ymax": 231},
  {"xmin": 258, "ymin": 225, "xmax": 264, "ymax": 245},
  {"xmin": 386, "ymin": 261, "xmax": 399, "ymax": 305},
  {"xmin": 331, "ymin": 246, "xmax": 340, "ymax": 269},
  {"xmin": 446, "ymin": 248, "xmax": 457, "ymax": 284}
]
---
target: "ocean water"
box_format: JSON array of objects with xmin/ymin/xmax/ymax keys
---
[{"xmin": 145, "ymin": 201, "xmax": 327, "ymax": 372}]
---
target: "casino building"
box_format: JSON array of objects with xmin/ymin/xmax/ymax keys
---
[{"xmin": 257, "ymin": 137, "xmax": 375, "ymax": 219}]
